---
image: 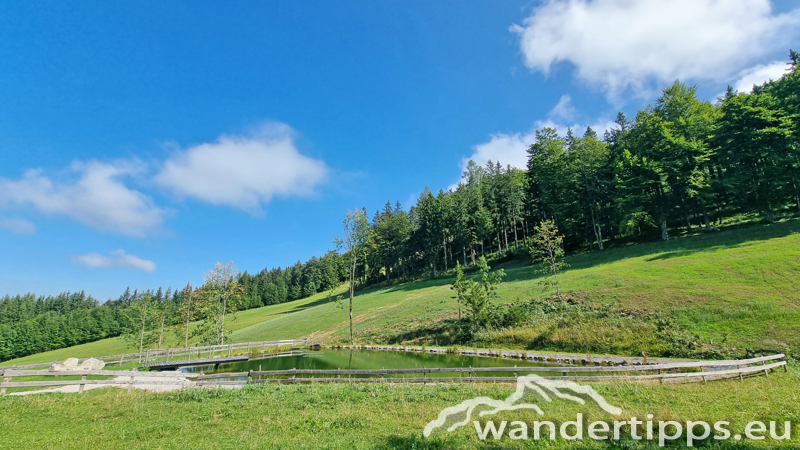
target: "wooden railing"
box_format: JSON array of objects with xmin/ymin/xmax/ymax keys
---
[
  {"xmin": 194, "ymin": 353, "xmax": 787, "ymax": 385},
  {"xmin": 0, "ymin": 369, "xmax": 198, "ymax": 395},
  {"xmin": 0, "ymin": 354, "xmax": 787, "ymax": 395},
  {"xmin": 4, "ymin": 337, "xmax": 326, "ymax": 370}
]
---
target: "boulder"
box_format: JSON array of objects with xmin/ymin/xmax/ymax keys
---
[
  {"xmin": 79, "ymin": 358, "xmax": 105, "ymax": 371},
  {"xmin": 50, "ymin": 357, "xmax": 104, "ymax": 371}
]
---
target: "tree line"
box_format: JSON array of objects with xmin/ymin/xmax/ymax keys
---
[
  {"xmin": 342, "ymin": 51, "xmax": 799, "ymax": 286},
  {"xmin": 0, "ymin": 254, "xmax": 352, "ymax": 362}
]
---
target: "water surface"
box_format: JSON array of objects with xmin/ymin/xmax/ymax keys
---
[{"xmin": 182, "ymin": 348, "xmax": 566, "ymax": 379}]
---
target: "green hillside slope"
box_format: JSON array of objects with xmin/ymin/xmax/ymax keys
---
[{"xmin": 4, "ymin": 220, "xmax": 799, "ymax": 367}]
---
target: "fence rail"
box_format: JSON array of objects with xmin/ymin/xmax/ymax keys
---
[
  {"xmin": 4, "ymin": 337, "xmax": 325, "ymax": 370},
  {"xmin": 1, "ymin": 354, "xmax": 786, "ymax": 395}
]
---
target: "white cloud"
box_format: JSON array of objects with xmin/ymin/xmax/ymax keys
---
[
  {"xmin": 731, "ymin": 61, "xmax": 790, "ymax": 94},
  {"xmin": 512, "ymin": 0, "xmax": 800, "ymax": 98},
  {"xmin": 461, "ymin": 130, "xmax": 538, "ymax": 174},
  {"xmin": 0, "ymin": 161, "xmax": 165, "ymax": 237},
  {"xmin": 155, "ymin": 122, "xmax": 328, "ymax": 210},
  {"xmin": 549, "ymin": 95, "xmax": 576, "ymax": 121},
  {"xmin": 0, "ymin": 218, "xmax": 36, "ymax": 235},
  {"xmin": 457, "ymin": 97, "xmax": 616, "ymax": 175},
  {"xmin": 72, "ymin": 249, "xmax": 157, "ymax": 273}
]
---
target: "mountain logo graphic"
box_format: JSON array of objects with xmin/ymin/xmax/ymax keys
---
[{"xmin": 423, "ymin": 374, "xmax": 623, "ymax": 437}]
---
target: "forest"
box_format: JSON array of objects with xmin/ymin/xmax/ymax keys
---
[{"xmin": 1, "ymin": 51, "xmax": 797, "ymax": 363}]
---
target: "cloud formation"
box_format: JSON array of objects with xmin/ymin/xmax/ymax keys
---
[
  {"xmin": 462, "ymin": 130, "xmax": 537, "ymax": 174},
  {"xmin": 458, "ymin": 97, "xmax": 615, "ymax": 174},
  {"xmin": 155, "ymin": 122, "xmax": 328, "ymax": 210},
  {"xmin": 0, "ymin": 161, "xmax": 165, "ymax": 237},
  {"xmin": 549, "ymin": 95, "xmax": 576, "ymax": 121},
  {"xmin": 511, "ymin": 0, "xmax": 800, "ymax": 98},
  {"xmin": 0, "ymin": 218, "xmax": 36, "ymax": 235},
  {"xmin": 731, "ymin": 61, "xmax": 791, "ymax": 94},
  {"xmin": 72, "ymin": 249, "xmax": 157, "ymax": 273}
]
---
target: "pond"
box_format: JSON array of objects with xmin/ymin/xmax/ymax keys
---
[{"xmin": 181, "ymin": 348, "xmax": 568, "ymax": 380}]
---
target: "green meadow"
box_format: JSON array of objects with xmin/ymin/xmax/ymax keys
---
[{"xmin": 1, "ymin": 370, "xmax": 798, "ymax": 449}]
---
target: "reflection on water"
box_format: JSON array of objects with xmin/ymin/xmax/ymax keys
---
[{"xmin": 181, "ymin": 348, "xmax": 567, "ymax": 379}]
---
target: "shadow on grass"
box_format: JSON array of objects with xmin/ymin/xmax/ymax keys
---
[
  {"xmin": 382, "ymin": 319, "xmax": 460, "ymax": 345},
  {"xmin": 558, "ymin": 219, "xmax": 800, "ymax": 272},
  {"xmin": 368, "ymin": 219, "xmax": 800, "ymax": 300}
]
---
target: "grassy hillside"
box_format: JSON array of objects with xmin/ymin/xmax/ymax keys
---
[
  {"xmin": 4, "ymin": 220, "xmax": 799, "ymax": 367},
  {"xmin": 0, "ymin": 290, "xmax": 347, "ymax": 367}
]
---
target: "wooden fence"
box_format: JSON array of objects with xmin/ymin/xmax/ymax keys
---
[
  {"xmin": 1, "ymin": 353, "xmax": 786, "ymax": 394},
  {"xmin": 193, "ymin": 353, "xmax": 787, "ymax": 385},
  {"xmin": 4, "ymin": 337, "xmax": 325, "ymax": 370}
]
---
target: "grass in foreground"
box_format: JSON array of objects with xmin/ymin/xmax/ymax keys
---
[{"xmin": 1, "ymin": 370, "xmax": 798, "ymax": 449}]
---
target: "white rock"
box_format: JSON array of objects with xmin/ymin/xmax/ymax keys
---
[
  {"xmin": 50, "ymin": 357, "xmax": 104, "ymax": 371},
  {"xmin": 63, "ymin": 357, "xmax": 79, "ymax": 368},
  {"xmin": 79, "ymin": 358, "xmax": 105, "ymax": 371}
]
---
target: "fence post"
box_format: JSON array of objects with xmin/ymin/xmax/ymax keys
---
[
  {"xmin": 1, "ymin": 376, "xmax": 9, "ymax": 395},
  {"xmin": 423, "ymin": 366, "xmax": 426, "ymax": 385},
  {"xmin": 119, "ymin": 354, "xmax": 124, "ymax": 366},
  {"xmin": 79, "ymin": 375, "xmax": 87, "ymax": 394}
]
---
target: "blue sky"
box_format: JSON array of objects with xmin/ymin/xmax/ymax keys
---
[{"xmin": 1, "ymin": 0, "xmax": 798, "ymax": 300}]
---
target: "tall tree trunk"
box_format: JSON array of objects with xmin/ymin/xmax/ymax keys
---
[
  {"xmin": 432, "ymin": 262, "xmax": 436, "ymax": 277},
  {"xmin": 457, "ymin": 292, "xmax": 461, "ymax": 321},
  {"xmin": 512, "ymin": 211, "xmax": 519, "ymax": 250},
  {"xmin": 701, "ymin": 203, "xmax": 711, "ymax": 232},
  {"xmin": 463, "ymin": 247, "xmax": 467, "ymax": 268},
  {"xmin": 139, "ymin": 312, "xmax": 146, "ymax": 354},
  {"xmin": 220, "ymin": 293, "xmax": 227, "ymax": 346},
  {"xmin": 480, "ymin": 240, "xmax": 484, "ymax": 256},
  {"xmin": 443, "ymin": 237, "xmax": 448, "ymax": 272},
  {"xmin": 349, "ymin": 255, "xmax": 356, "ymax": 345},
  {"xmin": 184, "ymin": 293, "xmax": 191, "ymax": 349},
  {"xmin": 590, "ymin": 208, "xmax": 603, "ymax": 251},
  {"xmin": 159, "ymin": 315, "xmax": 165, "ymax": 349},
  {"xmin": 661, "ymin": 219, "xmax": 669, "ymax": 241},
  {"xmin": 550, "ymin": 252, "xmax": 561, "ymax": 299}
]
